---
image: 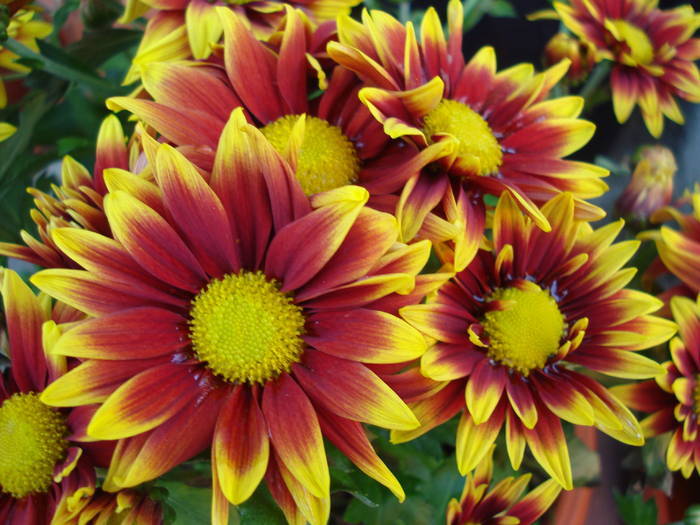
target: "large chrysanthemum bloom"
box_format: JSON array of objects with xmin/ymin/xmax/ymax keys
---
[
  {"xmin": 446, "ymin": 446, "xmax": 561, "ymax": 525},
  {"xmin": 33, "ymin": 109, "xmax": 435, "ymax": 525},
  {"xmin": 394, "ymin": 192, "xmax": 676, "ymax": 490},
  {"xmin": 640, "ymin": 189, "xmax": 700, "ymax": 296},
  {"xmin": 613, "ymin": 296, "xmax": 700, "ymax": 479},
  {"xmin": 550, "ymin": 0, "xmax": 700, "ymax": 138},
  {"xmin": 327, "ymin": 0, "xmax": 608, "ymax": 271},
  {"xmin": 0, "ymin": 115, "xmax": 133, "ymax": 268},
  {"xmin": 119, "ymin": 0, "xmax": 359, "ymax": 83},
  {"xmin": 0, "ymin": 269, "xmax": 103, "ymax": 524},
  {"xmin": 109, "ymin": 7, "xmax": 421, "ymax": 204}
]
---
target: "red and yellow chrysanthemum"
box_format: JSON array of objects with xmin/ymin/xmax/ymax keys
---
[
  {"xmin": 640, "ymin": 189, "xmax": 700, "ymax": 296},
  {"xmin": 446, "ymin": 446, "xmax": 561, "ymax": 525},
  {"xmin": 551, "ymin": 0, "xmax": 700, "ymax": 137},
  {"xmin": 33, "ymin": 110, "xmax": 439, "ymax": 525},
  {"xmin": 0, "ymin": 115, "xmax": 136, "ymax": 268},
  {"xmin": 327, "ymin": 0, "xmax": 608, "ymax": 271},
  {"xmin": 119, "ymin": 0, "xmax": 360, "ymax": 83},
  {"xmin": 0, "ymin": 269, "xmax": 106, "ymax": 524},
  {"xmin": 613, "ymin": 295, "xmax": 700, "ymax": 478},
  {"xmin": 393, "ymin": 192, "xmax": 676, "ymax": 490},
  {"xmin": 110, "ymin": 6, "xmax": 419, "ymax": 203}
]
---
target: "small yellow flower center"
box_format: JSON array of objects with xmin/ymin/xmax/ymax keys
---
[
  {"xmin": 609, "ymin": 19, "xmax": 654, "ymax": 65},
  {"xmin": 422, "ymin": 99, "xmax": 503, "ymax": 176},
  {"xmin": 261, "ymin": 115, "xmax": 360, "ymax": 196},
  {"xmin": 0, "ymin": 392, "xmax": 69, "ymax": 498},
  {"xmin": 481, "ymin": 285, "xmax": 565, "ymax": 375},
  {"xmin": 189, "ymin": 271, "xmax": 306, "ymax": 384}
]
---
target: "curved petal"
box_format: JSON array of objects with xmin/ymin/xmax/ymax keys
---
[{"xmin": 262, "ymin": 374, "xmax": 330, "ymax": 499}]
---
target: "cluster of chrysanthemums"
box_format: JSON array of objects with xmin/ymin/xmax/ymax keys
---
[{"xmin": 0, "ymin": 0, "xmax": 699, "ymax": 523}]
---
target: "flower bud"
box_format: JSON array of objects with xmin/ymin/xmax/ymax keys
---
[
  {"xmin": 617, "ymin": 145, "xmax": 676, "ymax": 221},
  {"xmin": 544, "ymin": 32, "xmax": 593, "ymax": 84}
]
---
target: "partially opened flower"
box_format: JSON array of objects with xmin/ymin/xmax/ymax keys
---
[
  {"xmin": 110, "ymin": 6, "xmax": 417, "ymax": 201},
  {"xmin": 551, "ymin": 0, "xmax": 700, "ymax": 137},
  {"xmin": 119, "ymin": 0, "xmax": 360, "ymax": 82},
  {"xmin": 446, "ymin": 446, "xmax": 561, "ymax": 525},
  {"xmin": 395, "ymin": 192, "xmax": 676, "ymax": 489},
  {"xmin": 0, "ymin": 115, "xmax": 132, "ymax": 268},
  {"xmin": 613, "ymin": 295, "xmax": 700, "ymax": 478},
  {"xmin": 616, "ymin": 144, "xmax": 676, "ymax": 221},
  {"xmin": 0, "ymin": 269, "xmax": 100, "ymax": 524},
  {"xmin": 544, "ymin": 32, "xmax": 594, "ymax": 85},
  {"xmin": 327, "ymin": 0, "xmax": 608, "ymax": 270},
  {"xmin": 33, "ymin": 109, "xmax": 434, "ymax": 525},
  {"xmin": 0, "ymin": 8, "xmax": 52, "ymax": 76},
  {"xmin": 640, "ymin": 189, "xmax": 700, "ymax": 295},
  {"xmin": 52, "ymin": 483, "xmax": 163, "ymax": 525}
]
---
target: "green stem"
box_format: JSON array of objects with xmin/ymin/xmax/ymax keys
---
[
  {"xmin": 398, "ymin": 0, "xmax": 411, "ymax": 23},
  {"xmin": 579, "ymin": 60, "xmax": 611, "ymax": 106}
]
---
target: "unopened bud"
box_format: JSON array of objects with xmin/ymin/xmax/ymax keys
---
[
  {"xmin": 544, "ymin": 32, "xmax": 593, "ymax": 85},
  {"xmin": 617, "ymin": 145, "xmax": 676, "ymax": 221}
]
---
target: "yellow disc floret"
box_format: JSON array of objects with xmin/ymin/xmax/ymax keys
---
[
  {"xmin": 262, "ymin": 114, "xmax": 360, "ymax": 196},
  {"xmin": 189, "ymin": 271, "xmax": 306, "ymax": 384},
  {"xmin": 0, "ymin": 392, "xmax": 69, "ymax": 498},
  {"xmin": 608, "ymin": 19, "xmax": 654, "ymax": 65},
  {"xmin": 422, "ymin": 99, "xmax": 503, "ymax": 176},
  {"xmin": 481, "ymin": 285, "xmax": 565, "ymax": 375}
]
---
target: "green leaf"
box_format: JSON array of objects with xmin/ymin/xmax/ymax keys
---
[
  {"xmin": 685, "ymin": 505, "xmax": 700, "ymax": 525},
  {"xmin": 51, "ymin": 0, "xmax": 81, "ymax": 39},
  {"xmin": 237, "ymin": 486, "xmax": 287, "ymax": 525},
  {"xmin": 68, "ymin": 28, "xmax": 142, "ymax": 68},
  {"xmin": 613, "ymin": 489, "xmax": 658, "ymax": 525},
  {"xmin": 485, "ymin": 0, "xmax": 517, "ymax": 17}
]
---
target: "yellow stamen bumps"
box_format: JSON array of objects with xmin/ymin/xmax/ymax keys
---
[
  {"xmin": 189, "ymin": 271, "xmax": 306, "ymax": 384},
  {"xmin": 422, "ymin": 99, "xmax": 503, "ymax": 176},
  {"xmin": 0, "ymin": 393, "xmax": 68, "ymax": 498},
  {"xmin": 262, "ymin": 115, "xmax": 361, "ymax": 195},
  {"xmin": 482, "ymin": 285, "xmax": 565, "ymax": 374}
]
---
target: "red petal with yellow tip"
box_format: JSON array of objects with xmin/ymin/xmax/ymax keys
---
[
  {"xmin": 262, "ymin": 374, "xmax": 330, "ymax": 499},
  {"xmin": 51, "ymin": 307, "xmax": 186, "ymax": 359},
  {"xmin": 87, "ymin": 363, "xmax": 201, "ymax": 440},
  {"xmin": 293, "ymin": 350, "xmax": 419, "ymax": 431},
  {"xmin": 214, "ymin": 386, "xmax": 270, "ymax": 505},
  {"xmin": 306, "ymin": 308, "xmax": 426, "ymax": 364}
]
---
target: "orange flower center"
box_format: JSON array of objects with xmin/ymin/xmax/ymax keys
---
[
  {"xmin": 261, "ymin": 114, "xmax": 360, "ymax": 195},
  {"xmin": 422, "ymin": 99, "xmax": 503, "ymax": 176},
  {"xmin": 607, "ymin": 19, "xmax": 654, "ymax": 65},
  {"xmin": 0, "ymin": 392, "xmax": 68, "ymax": 498},
  {"xmin": 481, "ymin": 285, "xmax": 565, "ymax": 375},
  {"xmin": 189, "ymin": 271, "xmax": 306, "ymax": 384}
]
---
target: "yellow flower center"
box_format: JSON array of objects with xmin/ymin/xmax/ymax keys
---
[
  {"xmin": 0, "ymin": 392, "xmax": 69, "ymax": 498},
  {"xmin": 481, "ymin": 285, "xmax": 565, "ymax": 375},
  {"xmin": 422, "ymin": 99, "xmax": 503, "ymax": 176},
  {"xmin": 261, "ymin": 115, "xmax": 360, "ymax": 196},
  {"xmin": 609, "ymin": 19, "xmax": 654, "ymax": 65},
  {"xmin": 189, "ymin": 271, "xmax": 306, "ymax": 384}
]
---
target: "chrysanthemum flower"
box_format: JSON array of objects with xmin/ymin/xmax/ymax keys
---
[
  {"xmin": 34, "ymin": 109, "xmax": 435, "ymax": 525},
  {"xmin": 394, "ymin": 192, "xmax": 676, "ymax": 489},
  {"xmin": 110, "ymin": 6, "xmax": 418, "ymax": 203},
  {"xmin": 0, "ymin": 269, "xmax": 101, "ymax": 524},
  {"xmin": 119, "ymin": 0, "xmax": 360, "ymax": 83},
  {"xmin": 446, "ymin": 446, "xmax": 561, "ymax": 525},
  {"xmin": 640, "ymin": 189, "xmax": 700, "ymax": 295},
  {"xmin": 613, "ymin": 295, "xmax": 700, "ymax": 479},
  {"xmin": 550, "ymin": 0, "xmax": 700, "ymax": 137},
  {"xmin": 0, "ymin": 115, "xmax": 132, "ymax": 268},
  {"xmin": 327, "ymin": 0, "xmax": 608, "ymax": 271},
  {"xmin": 0, "ymin": 8, "xmax": 52, "ymax": 75}
]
